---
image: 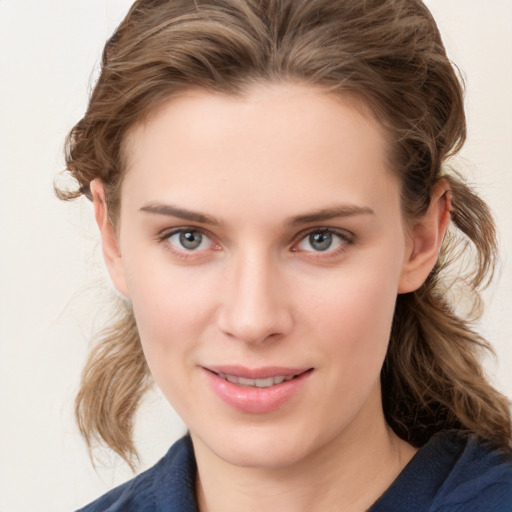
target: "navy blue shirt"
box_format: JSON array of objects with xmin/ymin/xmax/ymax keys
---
[{"xmin": 77, "ymin": 432, "xmax": 512, "ymax": 511}]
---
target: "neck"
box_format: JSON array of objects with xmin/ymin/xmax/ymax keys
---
[{"xmin": 192, "ymin": 388, "xmax": 416, "ymax": 512}]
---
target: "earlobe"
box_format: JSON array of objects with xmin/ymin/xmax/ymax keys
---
[
  {"xmin": 90, "ymin": 179, "xmax": 129, "ymax": 297},
  {"xmin": 398, "ymin": 180, "xmax": 452, "ymax": 294}
]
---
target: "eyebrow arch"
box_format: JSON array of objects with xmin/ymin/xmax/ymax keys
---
[
  {"xmin": 287, "ymin": 205, "xmax": 375, "ymax": 225},
  {"xmin": 140, "ymin": 202, "xmax": 221, "ymax": 226}
]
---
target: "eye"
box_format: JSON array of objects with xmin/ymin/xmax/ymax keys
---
[
  {"xmin": 294, "ymin": 228, "xmax": 351, "ymax": 253},
  {"xmin": 165, "ymin": 228, "xmax": 215, "ymax": 252}
]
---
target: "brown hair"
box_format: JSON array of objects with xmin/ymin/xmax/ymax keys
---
[{"xmin": 58, "ymin": 0, "xmax": 511, "ymax": 468}]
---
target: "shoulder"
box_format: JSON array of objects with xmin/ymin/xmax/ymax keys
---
[
  {"xmin": 431, "ymin": 433, "xmax": 512, "ymax": 512},
  {"xmin": 370, "ymin": 431, "xmax": 512, "ymax": 512},
  {"xmin": 75, "ymin": 435, "xmax": 198, "ymax": 512}
]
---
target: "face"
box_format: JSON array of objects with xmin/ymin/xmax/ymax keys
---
[{"xmin": 103, "ymin": 83, "xmax": 422, "ymax": 469}]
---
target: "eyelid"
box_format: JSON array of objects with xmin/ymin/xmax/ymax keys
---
[
  {"xmin": 157, "ymin": 224, "xmax": 212, "ymax": 239},
  {"xmin": 291, "ymin": 226, "xmax": 354, "ymax": 254},
  {"xmin": 292, "ymin": 226, "xmax": 354, "ymax": 244},
  {"xmin": 157, "ymin": 226, "xmax": 220, "ymax": 254},
  {"xmin": 155, "ymin": 225, "xmax": 354, "ymax": 259}
]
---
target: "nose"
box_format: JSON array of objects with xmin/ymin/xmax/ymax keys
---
[{"xmin": 217, "ymin": 249, "xmax": 293, "ymax": 345}]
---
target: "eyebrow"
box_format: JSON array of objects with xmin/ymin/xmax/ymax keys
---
[
  {"xmin": 140, "ymin": 202, "xmax": 374, "ymax": 226},
  {"xmin": 287, "ymin": 205, "xmax": 375, "ymax": 225},
  {"xmin": 140, "ymin": 202, "xmax": 221, "ymax": 226}
]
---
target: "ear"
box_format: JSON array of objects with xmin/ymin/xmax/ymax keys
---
[
  {"xmin": 90, "ymin": 179, "xmax": 129, "ymax": 297},
  {"xmin": 398, "ymin": 180, "xmax": 451, "ymax": 294}
]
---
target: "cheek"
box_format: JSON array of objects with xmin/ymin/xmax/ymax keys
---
[
  {"xmin": 126, "ymin": 272, "xmax": 214, "ymax": 410},
  {"xmin": 283, "ymin": 268, "xmax": 400, "ymax": 439},
  {"xmin": 309, "ymin": 257, "xmax": 402, "ymax": 377},
  {"xmin": 325, "ymin": 280, "xmax": 396, "ymax": 357},
  {"xmin": 310, "ymin": 245, "xmax": 401, "ymax": 332},
  {"xmin": 123, "ymin": 262, "xmax": 217, "ymax": 365}
]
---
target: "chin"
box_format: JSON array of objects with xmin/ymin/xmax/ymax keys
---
[
  {"xmin": 216, "ymin": 443, "xmax": 307, "ymax": 470},
  {"xmin": 192, "ymin": 421, "xmax": 330, "ymax": 470}
]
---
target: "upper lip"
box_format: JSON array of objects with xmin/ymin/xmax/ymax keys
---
[{"xmin": 204, "ymin": 365, "xmax": 312, "ymax": 379}]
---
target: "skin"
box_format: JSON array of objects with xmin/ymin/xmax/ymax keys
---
[{"xmin": 92, "ymin": 83, "xmax": 450, "ymax": 512}]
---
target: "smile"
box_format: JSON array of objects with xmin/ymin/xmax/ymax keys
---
[
  {"xmin": 204, "ymin": 367, "xmax": 313, "ymax": 414},
  {"xmin": 202, "ymin": 366, "xmax": 314, "ymax": 413},
  {"xmin": 215, "ymin": 372, "xmax": 297, "ymax": 388}
]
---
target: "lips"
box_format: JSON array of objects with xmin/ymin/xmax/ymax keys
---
[
  {"xmin": 203, "ymin": 366, "xmax": 313, "ymax": 414},
  {"xmin": 216, "ymin": 372, "xmax": 296, "ymax": 388}
]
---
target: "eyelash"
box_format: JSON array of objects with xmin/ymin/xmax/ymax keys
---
[
  {"xmin": 157, "ymin": 226, "xmax": 219, "ymax": 260},
  {"xmin": 291, "ymin": 227, "xmax": 354, "ymax": 259},
  {"xmin": 157, "ymin": 226, "xmax": 355, "ymax": 260}
]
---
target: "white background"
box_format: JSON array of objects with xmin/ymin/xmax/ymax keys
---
[{"xmin": 0, "ymin": 1, "xmax": 511, "ymax": 510}]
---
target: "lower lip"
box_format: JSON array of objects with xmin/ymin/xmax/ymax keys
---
[{"xmin": 204, "ymin": 369, "xmax": 312, "ymax": 414}]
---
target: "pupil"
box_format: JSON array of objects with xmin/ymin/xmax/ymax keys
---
[
  {"xmin": 310, "ymin": 232, "xmax": 332, "ymax": 251},
  {"xmin": 180, "ymin": 231, "xmax": 202, "ymax": 250}
]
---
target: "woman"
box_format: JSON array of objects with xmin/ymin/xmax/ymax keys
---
[{"xmin": 58, "ymin": 0, "xmax": 512, "ymax": 510}]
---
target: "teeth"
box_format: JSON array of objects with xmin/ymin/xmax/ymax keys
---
[
  {"xmin": 217, "ymin": 372, "xmax": 296, "ymax": 388},
  {"xmin": 254, "ymin": 377, "xmax": 275, "ymax": 388},
  {"xmin": 226, "ymin": 374, "xmax": 238, "ymax": 384}
]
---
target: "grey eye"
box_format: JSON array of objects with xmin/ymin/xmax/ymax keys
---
[
  {"xmin": 295, "ymin": 229, "xmax": 349, "ymax": 254},
  {"xmin": 165, "ymin": 228, "xmax": 217, "ymax": 255},
  {"xmin": 308, "ymin": 231, "xmax": 333, "ymax": 251},
  {"xmin": 179, "ymin": 230, "xmax": 203, "ymax": 250}
]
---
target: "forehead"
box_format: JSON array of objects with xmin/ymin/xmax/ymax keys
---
[{"xmin": 120, "ymin": 82, "xmax": 400, "ymax": 221}]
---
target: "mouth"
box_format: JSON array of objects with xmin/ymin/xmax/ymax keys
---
[
  {"xmin": 205, "ymin": 367, "xmax": 313, "ymax": 389},
  {"xmin": 204, "ymin": 366, "xmax": 314, "ymax": 413},
  {"xmin": 215, "ymin": 372, "xmax": 298, "ymax": 388}
]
